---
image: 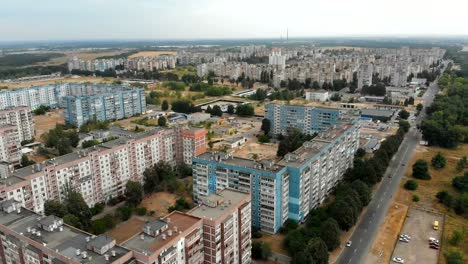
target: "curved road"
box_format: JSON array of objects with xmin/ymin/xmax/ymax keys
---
[{"xmin": 336, "ymin": 66, "xmax": 444, "ymax": 264}]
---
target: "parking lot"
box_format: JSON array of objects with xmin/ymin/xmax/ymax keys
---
[{"xmin": 391, "ymin": 207, "xmax": 444, "ymax": 264}]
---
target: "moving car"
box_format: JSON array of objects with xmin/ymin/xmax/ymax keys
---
[
  {"xmin": 392, "ymin": 257, "xmax": 404, "ymax": 263},
  {"xmin": 399, "ymin": 238, "xmax": 409, "ymax": 243},
  {"xmin": 429, "ymin": 244, "xmax": 440, "ymax": 250},
  {"xmin": 346, "ymin": 241, "xmax": 352, "ymax": 247}
]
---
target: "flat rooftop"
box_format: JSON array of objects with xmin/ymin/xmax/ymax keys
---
[
  {"xmin": 0, "ymin": 206, "xmax": 129, "ymax": 264},
  {"xmin": 361, "ymin": 108, "xmax": 395, "ymax": 118},
  {"xmin": 189, "ymin": 189, "xmax": 249, "ymax": 221},
  {"xmin": 195, "ymin": 152, "xmax": 284, "ymax": 173},
  {"xmin": 122, "ymin": 211, "xmax": 201, "ymax": 254}
]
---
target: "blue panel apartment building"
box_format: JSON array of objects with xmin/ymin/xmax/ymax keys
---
[
  {"xmin": 192, "ymin": 120, "xmax": 359, "ymax": 233},
  {"xmin": 265, "ymin": 103, "xmax": 341, "ymax": 135},
  {"xmin": 0, "ymin": 83, "xmax": 146, "ymax": 126}
]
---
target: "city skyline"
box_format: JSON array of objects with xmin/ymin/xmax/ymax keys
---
[{"xmin": 2, "ymin": 0, "xmax": 468, "ymax": 41}]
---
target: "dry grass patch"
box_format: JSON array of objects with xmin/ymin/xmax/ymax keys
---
[{"xmin": 139, "ymin": 192, "xmax": 177, "ymax": 217}]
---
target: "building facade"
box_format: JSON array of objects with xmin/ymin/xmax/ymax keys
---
[
  {"xmin": 182, "ymin": 128, "xmax": 207, "ymax": 165},
  {"xmin": 357, "ymin": 63, "xmax": 374, "ymax": 89},
  {"xmin": 265, "ymin": 103, "xmax": 341, "ymax": 136},
  {"xmin": 0, "ymin": 125, "xmax": 21, "ymax": 167},
  {"xmin": 0, "ymin": 126, "xmax": 206, "ymax": 214},
  {"xmin": 192, "ymin": 121, "xmax": 359, "ymax": 233},
  {"xmin": 0, "ymin": 107, "xmax": 35, "ymax": 142},
  {"xmin": 0, "ymin": 189, "xmax": 251, "ymax": 264}
]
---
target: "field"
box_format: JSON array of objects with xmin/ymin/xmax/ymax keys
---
[
  {"xmin": 139, "ymin": 192, "xmax": 178, "ymax": 217},
  {"xmin": 128, "ymin": 51, "xmax": 177, "ymax": 58},
  {"xmin": 106, "ymin": 217, "xmax": 146, "ymax": 243},
  {"xmin": 33, "ymin": 109, "xmax": 64, "ymax": 142},
  {"xmin": 369, "ymin": 144, "xmax": 468, "ymax": 263}
]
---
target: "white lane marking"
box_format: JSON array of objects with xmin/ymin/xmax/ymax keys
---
[{"xmin": 354, "ymin": 248, "xmax": 357, "ymax": 253}]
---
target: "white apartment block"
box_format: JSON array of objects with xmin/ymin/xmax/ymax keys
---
[
  {"xmin": 357, "ymin": 63, "xmax": 374, "ymax": 89},
  {"xmin": 0, "ymin": 106, "xmax": 35, "ymax": 142},
  {"xmin": 0, "ymin": 127, "xmax": 206, "ymax": 214}
]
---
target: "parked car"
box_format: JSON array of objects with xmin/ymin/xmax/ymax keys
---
[
  {"xmin": 399, "ymin": 238, "xmax": 409, "ymax": 243},
  {"xmin": 392, "ymin": 257, "xmax": 404, "ymax": 263},
  {"xmin": 346, "ymin": 241, "xmax": 352, "ymax": 247},
  {"xmin": 429, "ymin": 244, "xmax": 440, "ymax": 250}
]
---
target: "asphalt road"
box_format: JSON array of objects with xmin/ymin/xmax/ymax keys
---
[{"xmin": 336, "ymin": 67, "xmax": 443, "ymax": 264}]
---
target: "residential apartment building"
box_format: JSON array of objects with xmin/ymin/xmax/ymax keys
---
[
  {"xmin": 192, "ymin": 121, "xmax": 359, "ymax": 233},
  {"xmin": 0, "ymin": 189, "xmax": 251, "ymax": 264},
  {"xmin": 0, "ymin": 125, "xmax": 21, "ymax": 167},
  {"xmin": 189, "ymin": 189, "xmax": 252, "ymax": 264},
  {"xmin": 357, "ymin": 63, "xmax": 374, "ymax": 89},
  {"xmin": 0, "ymin": 107, "xmax": 35, "ymax": 142},
  {"xmin": 182, "ymin": 128, "xmax": 207, "ymax": 165},
  {"xmin": 265, "ymin": 103, "xmax": 341, "ymax": 136},
  {"xmin": 0, "ymin": 126, "xmax": 206, "ymax": 214}
]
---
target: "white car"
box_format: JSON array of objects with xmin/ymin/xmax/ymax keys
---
[
  {"xmin": 399, "ymin": 238, "xmax": 409, "ymax": 243},
  {"xmin": 392, "ymin": 257, "xmax": 404, "ymax": 263},
  {"xmin": 346, "ymin": 241, "xmax": 352, "ymax": 247},
  {"xmin": 400, "ymin": 234, "xmax": 411, "ymax": 240}
]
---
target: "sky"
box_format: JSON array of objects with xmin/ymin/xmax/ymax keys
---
[{"xmin": 1, "ymin": 0, "xmax": 467, "ymax": 41}]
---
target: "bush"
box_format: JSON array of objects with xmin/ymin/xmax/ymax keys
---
[
  {"xmin": 449, "ymin": 230, "xmax": 463, "ymax": 246},
  {"xmin": 404, "ymin": 180, "xmax": 418, "ymax": 191},
  {"xmin": 257, "ymin": 135, "xmax": 270, "ymax": 143},
  {"xmin": 90, "ymin": 203, "xmax": 105, "ymax": 216},
  {"xmin": 116, "ymin": 206, "xmax": 133, "ymax": 221},
  {"xmin": 444, "ymin": 251, "xmax": 465, "ymax": 264},
  {"xmin": 412, "ymin": 159, "xmax": 431, "ymax": 180},
  {"xmin": 412, "ymin": 195, "xmax": 420, "ymax": 202},
  {"xmin": 431, "ymin": 152, "xmax": 447, "ymax": 169},
  {"xmin": 355, "ymin": 148, "xmax": 366, "ymax": 158},
  {"xmin": 251, "ymin": 241, "xmax": 271, "ymax": 260},
  {"xmin": 280, "ymin": 219, "xmax": 298, "ymax": 234}
]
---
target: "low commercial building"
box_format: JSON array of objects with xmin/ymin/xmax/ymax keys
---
[
  {"xmin": 305, "ymin": 90, "xmax": 329, "ymax": 102},
  {"xmin": 361, "ymin": 108, "xmax": 395, "ymax": 122}
]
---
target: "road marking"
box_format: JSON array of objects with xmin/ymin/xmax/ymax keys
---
[
  {"xmin": 377, "ymin": 204, "xmax": 380, "ymax": 209},
  {"xmin": 354, "ymin": 249, "xmax": 357, "ymax": 253}
]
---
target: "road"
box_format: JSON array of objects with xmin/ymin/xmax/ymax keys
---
[{"xmin": 336, "ymin": 65, "xmax": 444, "ymax": 264}]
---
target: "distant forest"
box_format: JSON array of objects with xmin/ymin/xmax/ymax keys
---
[{"xmin": 0, "ymin": 53, "xmax": 64, "ymax": 68}]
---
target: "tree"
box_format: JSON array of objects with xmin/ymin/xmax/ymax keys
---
[
  {"xmin": 211, "ymin": 105, "xmax": 223, "ymax": 117},
  {"xmin": 456, "ymin": 156, "xmax": 467, "ymax": 172},
  {"xmin": 452, "ymin": 173, "xmax": 468, "ymax": 193},
  {"xmin": 404, "ymin": 180, "xmax": 418, "ymax": 190},
  {"xmin": 330, "ymin": 199, "xmax": 357, "ymax": 231},
  {"xmin": 330, "ymin": 93, "xmax": 341, "ymax": 101},
  {"xmin": 20, "ymin": 155, "xmax": 36, "ymax": 167},
  {"xmin": 431, "ymin": 152, "xmax": 447, "ymax": 169},
  {"xmin": 355, "ymin": 148, "xmax": 366, "ymax": 158},
  {"xmin": 307, "ymin": 237, "xmax": 329, "ymax": 264},
  {"xmin": 398, "ymin": 120, "xmax": 410, "ymax": 133},
  {"xmin": 398, "ymin": 109, "xmax": 410, "ymax": 120},
  {"xmin": 64, "ymin": 187, "xmax": 92, "ymax": 229},
  {"xmin": 125, "ymin": 181, "xmax": 143, "ymax": 207},
  {"xmin": 444, "ymin": 251, "xmax": 465, "ymax": 264},
  {"xmin": 44, "ymin": 200, "xmax": 68, "ymax": 218},
  {"xmin": 251, "ymin": 241, "xmax": 271, "ymax": 260},
  {"xmin": 158, "ymin": 116, "xmax": 167, "ymax": 126},
  {"xmin": 350, "ymin": 180, "xmax": 372, "ymax": 206},
  {"xmin": 235, "ymin": 104, "xmax": 255, "ymax": 116},
  {"xmin": 319, "ymin": 218, "xmax": 341, "ymax": 251},
  {"xmin": 292, "ymin": 250, "xmax": 314, "ymax": 264},
  {"xmin": 161, "ymin": 100, "xmax": 169, "ymax": 111},
  {"xmin": 227, "ymin": 104, "xmax": 235, "ymax": 114},
  {"xmin": 416, "ymin": 103, "xmax": 423, "ymax": 112},
  {"xmin": 412, "ymin": 159, "xmax": 431, "ymax": 180},
  {"xmin": 63, "ymin": 214, "xmax": 82, "ymax": 229},
  {"xmin": 261, "ymin": 118, "xmax": 271, "ymax": 135},
  {"xmin": 116, "ymin": 206, "xmax": 133, "ymax": 221},
  {"xmin": 285, "ymin": 229, "xmax": 307, "ymax": 255}
]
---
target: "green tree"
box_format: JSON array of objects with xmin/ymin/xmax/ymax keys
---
[
  {"xmin": 63, "ymin": 214, "xmax": 82, "ymax": 229},
  {"xmin": 235, "ymin": 104, "xmax": 255, "ymax": 116},
  {"xmin": 158, "ymin": 116, "xmax": 167, "ymax": 126},
  {"xmin": 456, "ymin": 156, "xmax": 467, "ymax": 172},
  {"xmin": 444, "ymin": 251, "xmax": 465, "ymax": 264},
  {"xmin": 398, "ymin": 120, "xmax": 410, "ymax": 133},
  {"xmin": 330, "ymin": 199, "xmax": 357, "ymax": 231},
  {"xmin": 292, "ymin": 250, "xmax": 314, "ymax": 264},
  {"xmin": 398, "ymin": 109, "xmax": 410, "ymax": 120},
  {"xmin": 355, "ymin": 148, "xmax": 366, "ymax": 158},
  {"xmin": 261, "ymin": 118, "xmax": 271, "ymax": 135},
  {"xmin": 251, "ymin": 241, "xmax": 271, "ymax": 260},
  {"xmin": 412, "ymin": 159, "xmax": 431, "ymax": 180},
  {"xmin": 116, "ymin": 206, "xmax": 133, "ymax": 221},
  {"xmin": 161, "ymin": 100, "xmax": 169, "ymax": 111},
  {"xmin": 404, "ymin": 180, "xmax": 418, "ymax": 190},
  {"xmin": 20, "ymin": 154, "xmax": 36, "ymax": 167},
  {"xmin": 452, "ymin": 172, "xmax": 468, "ymax": 193},
  {"xmin": 416, "ymin": 103, "xmax": 423, "ymax": 112},
  {"xmin": 308, "ymin": 237, "xmax": 329, "ymax": 264},
  {"xmin": 431, "ymin": 152, "xmax": 447, "ymax": 169},
  {"xmin": 211, "ymin": 105, "xmax": 223, "ymax": 117},
  {"xmin": 125, "ymin": 181, "xmax": 143, "ymax": 207},
  {"xmin": 227, "ymin": 104, "xmax": 235, "ymax": 114},
  {"xmin": 64, "ymin": 187, "xmax": 92, "ymax": 229},
  {"xmin": 44, "ymin": 200, "xmax": 68, "ymax": 218},
  {"xmin": 350, "ymin": 180, "xmax": 372, "ymax": 206},
  {"xmin": 319, "ymin": 218, "xmax": 341, "ymax": 251},
  {"xmin": 412, "ymin": 195, "xmax": 420, "ymax": 202}
]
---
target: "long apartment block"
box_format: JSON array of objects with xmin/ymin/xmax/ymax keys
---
[
  {"xmin": 265, "ymin": 103, "xmax": 341, "ymax": 136},
  {"xmin": 0, "ymin": 188, "xmax": 251, "ymax": 264},
  {"xmin": 0, "ymin": 107, "xmax": 35, "ymax": 142},
  {"xmin": 0, "ymin": 83, "xmax": 146, "ymax": 126},
  {"xmin": 0, "ymin": 126, "xmax": 206, "ymax": 214},
  {"xmin": 192, "ymin": 120, "xmax": 359, "ymax": 233},
  {"xmin": 0, "ymin": 125, "xmax": 21, "ymax": 168}
]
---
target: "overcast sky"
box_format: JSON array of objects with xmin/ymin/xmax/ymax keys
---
[{"xmin": 1, "ymin": 0, "xmax": 467, "ymax": 41}]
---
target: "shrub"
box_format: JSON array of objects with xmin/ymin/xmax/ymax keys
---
[
  {"xmin": 257, "ymin": 135, "xmax": 270, "ymax": 143},
  {"xmin": 412, "ymin": 195, "xmax": 420, "ymax": 202},
  {"xmin": 116, "ymin": 206, "xmax": 132, "ymax": 221},
  {"xmin": 412, "ymin": 159, "xmax": 431, "ymax": 180},
  {"xmin": 431, "ymin": 152, "xmax": 447, "ymax": 169},
  {"xmin": 404, "ymin": 180, "xmax": 418, "ymax": 191},
  {"xmin": 136, "ymin": 207, "xmax": 147, "ymax": 216},
  {"xmin": 251, "ymin": 241, "xmax": 271, "ymax": 260}
]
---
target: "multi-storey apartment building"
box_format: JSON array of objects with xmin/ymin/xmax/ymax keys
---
[
  {"xmin": 192, "ymin": 121, "xmax": 359, "ymax": 233},
  {"xmin": 357, "ymin": 62, "xmax": 374, "ymax": 89},
  {"xmin": 0, "ymin": 125, "xmax": 21, "ymax": 167},
  {"xmin": 0, "ymin": 107, "xmax": 35, "ymax": 142},
  {"xmin": 0, "ymin": 189, "xmax": 251, "ymax": 264},
  {"xmin": 0, "ymin": 126, "xmax": 206, "ymax": 214},
  {"xmin": 189, "ymin": 189, "xmax": 252, "ymax": 264},
  {"xmin": 265, "ymin": 103, "xmax": 341, "ymax": 136},
  {"xmin": 182, "ymin": 128, "xmax": 207, "ymax": 165}
]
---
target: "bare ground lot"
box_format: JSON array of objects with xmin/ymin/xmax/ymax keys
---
[
  {"xmin": 139, "ymin": 192, "xmax": 178, "ymax": 218},
  {"xmin": 3, "ymin": 76, "xmax": 117, "ymax": 89},
  {"xmin": 106, "ymin": 217, "xmax": 146, "ymax": 244},
  {"xmin": 33, "ymin": 109, "xmax": 64, "ymax": 142},
  {"xmin": 391, "ymin": 207, "xmax": 443, "ymax": 264}
]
